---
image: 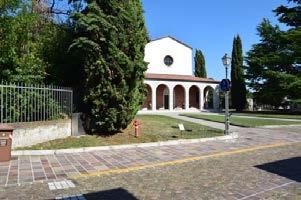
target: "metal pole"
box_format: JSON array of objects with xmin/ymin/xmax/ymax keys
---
[{"xmin": 224, "ymin": 66, "xmax": 230, "ymax": 135}]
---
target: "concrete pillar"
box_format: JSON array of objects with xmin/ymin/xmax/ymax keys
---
[
  {"xmin": 169, "ymin": 85, "xmax": 174, "ymax": 111},
  {"xmin": 199, "ymin": 87, "xmax": 204, "ymax": 110},
  {"xmin": 185, "ymin": 87, "xmax": 189, "ymax": 110},
  {"xmin": 151, "ymin": 85, "xmax": 156, "ymax": 111}
]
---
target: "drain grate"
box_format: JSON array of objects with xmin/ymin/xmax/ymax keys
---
[{"xmin": 48, "ymin": 180, "xmax": 76, "ymax": 190}]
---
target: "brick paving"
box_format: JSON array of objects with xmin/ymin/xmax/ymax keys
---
[
  {"xmin": 0, "ymin": 141, "xmax": 300, "ymax": 199},
  {"xmin": 0, "ymin": 125, "xmax": 300, "ymax": 188}
]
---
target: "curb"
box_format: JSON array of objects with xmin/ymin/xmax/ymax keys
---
[
  {"xmin": 258, "ymin": 124, "xmax": 301, "ymax": 128},
  {"xmin": 12, "ymin": 133, "xmax": 238, "ymax": 156}
]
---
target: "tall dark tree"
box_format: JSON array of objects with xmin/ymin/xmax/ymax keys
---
[
  {"xmin": 194, "ymin": 49, "xmax": 207, "ymax": 78},
  {"xmin": 231, "ymin": 35, "xmax": 247, "ymax": 111},
  {"xmin": 70, "ymin": 0, "xmax": 148, "ymax": 133},
  {"xmin": 246, "ymin": 0, "xmax": 301, "ymax": 107}
]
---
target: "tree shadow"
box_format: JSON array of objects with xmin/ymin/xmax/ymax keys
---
[
  {"xmin": 83, "ymin": 188, "xmax": 139, "ymax": 200},
  {"xmin": 255, "ymin": 157, "xmax": 301, "ymax": 182}
]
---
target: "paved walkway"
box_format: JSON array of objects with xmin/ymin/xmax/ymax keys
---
[
  {"xmin": 139, "ymin": 111, "xmax": 301, "ymax": 122},
  {"xmin": 191, "ymin": 111, "xmax": 301, "ymax": 122},
  {"xmin": 0, "ymin": 122, "xmax": 300, "ymax": 187},
  {"xmin": 2, "ymin": 143, "xmax": 300, "ymax": 199},
  {"xmin": 230, "ymin": 114, "xmax": 301, "ymax": 121},
  {"xmin": 164, "ymin": 112, "xmax": 242, "ymax": 131}
]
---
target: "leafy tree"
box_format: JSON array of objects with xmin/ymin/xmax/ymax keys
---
[
  {"xmin": 245, "ymin": 0, "xmax": 301, "ymax": 107},
  {"xmin": 194, "ymin": 49, "xmax": 207, "ymax": 78},
  {"xmin": 0, "ymin": 0, "xmax": 74, "ymax": 84},
  {"xmin": 274, "ymin": 0, "xmax": 301, "ymax": 27},
  {"xmin": 231, "ymin": 35, "xmax": 246, "ymax": 111},
  {"xmin": 0, "ymin": 6, "xmax": 45, "ymax": 83},
  {"xmin": 70, "ymin": 0, "xmax": 148, "ymax": 133}
]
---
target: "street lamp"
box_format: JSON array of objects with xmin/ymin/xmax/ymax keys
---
[
  {"xmin": 222, "ymin": 53, "xmax": 231, "ymax": 135},
  {"xmin": 222, "ymin": 53, "xmax": 231, "ymax": 79}
]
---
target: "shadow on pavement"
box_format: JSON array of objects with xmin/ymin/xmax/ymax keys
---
[
  {"xmin": 84, "ymin": 188, "xmax": 139, "ymax": 200},
  {"xmin": 255, "ymin": 157, "xmax": 301, "ymax": 182}
]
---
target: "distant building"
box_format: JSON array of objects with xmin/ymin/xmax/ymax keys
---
[{"xmin": 141, "ymin": 36, "xmax": 220, "ymax": 112}]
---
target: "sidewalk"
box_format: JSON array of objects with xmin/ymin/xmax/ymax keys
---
[
  {"xmin": 0, "ymin": 124, "xmax": 300, "ymax": 187},
  {"xmin": 164, "ymin": 112, "xmax": 243, "ymax": 131},
  {"xmin": 196, "ymin": 112, "xmax": 301, "ymax": 122}
]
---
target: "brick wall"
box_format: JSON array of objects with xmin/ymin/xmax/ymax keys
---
[
  {"xmin": 189, "ymin": 86, "xmax": 199, "ymax": 108},
  {"xmin": 174, "ymin": 85, "xmax": 185, "ymax": 108},
  {"xmin": 156, "ymin": 85, "xmax": 167, "ymax": 109}
]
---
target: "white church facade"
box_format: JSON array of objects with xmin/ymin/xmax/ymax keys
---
[{"xmin": 141, "ymin": 36, "xmax": 220, "ymax": 112}]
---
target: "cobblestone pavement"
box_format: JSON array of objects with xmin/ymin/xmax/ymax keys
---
[
  {"xmin": 0, "ymin": 142, "xmax": 300, "ymax": 199},
  {"xmin": 0, "ymin": 125, "xmax": 301, "ymax": 188}
]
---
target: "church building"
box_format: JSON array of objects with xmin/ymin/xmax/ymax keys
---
[{"xmin": 141, "ymin": 36, "xmax": 220, "ymax": 112}]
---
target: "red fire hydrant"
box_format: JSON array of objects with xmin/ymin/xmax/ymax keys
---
[{"xmin": 132, "ymin": 119, "xmax": 141, "ymax": 138}]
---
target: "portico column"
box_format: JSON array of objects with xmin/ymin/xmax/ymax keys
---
[
  {"xmin": 185, "ymin": 87, "xmax": 189, "ymax": 110},
  {"xmin": 169, "ymin": 86, "xmax": 174, "ymax": 111},
  {"xmin": 199, "ymin": 87, "xmax": 204, "ymax": 110},
  {"xmin": 151, "ymin": 85, "xmax": 156, "ymax": 111}
]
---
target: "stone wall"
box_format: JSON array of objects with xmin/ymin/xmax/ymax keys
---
[{"xmin": 11, "ymin": 119, "xmax": 71, "ymax": 148}]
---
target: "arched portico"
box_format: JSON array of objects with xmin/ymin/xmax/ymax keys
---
[
  {"xmin": 203, "ymin": 86, "xmax": 214, "ymax": 109},
  {"xmin": 156, "ymin": 84, "xmax": 170, "ymax": 110},
  {"xmin": 141, "ymin": 78, "xmax": 220, "ymax": 112},
  {"xmin": 173, "ymin": 85, "xmax": 185, "ymax": 109},
  {"xmin": 189, "ymin": 85, "xmax": 200, "ymax": 109}
]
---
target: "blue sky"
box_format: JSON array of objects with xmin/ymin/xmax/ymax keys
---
[{"xmin": 142, "ymin": 0, "xmax": 289, "ymax": 80}]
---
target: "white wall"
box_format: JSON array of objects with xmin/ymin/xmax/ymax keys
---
[
  {"xmin": 144, "ymin": 37, "xmax": 193, "ymax": 75},
  {"xmin": 12, "ymin": 119, "xmax": 71, "ymax": 148}
]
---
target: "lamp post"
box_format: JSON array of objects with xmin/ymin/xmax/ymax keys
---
[{"xmin": 222, "ymin": 53, "xmax": 231, "ymax": 135}]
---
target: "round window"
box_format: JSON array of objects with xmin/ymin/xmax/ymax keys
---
[{"xmin": 164, "ymin": 55, "xmax": 173, "ymax": 66}]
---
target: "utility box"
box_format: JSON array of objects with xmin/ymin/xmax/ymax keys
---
[{"xmin": 0, "ymin": 125, "xmax": 13, "ymax": 162}]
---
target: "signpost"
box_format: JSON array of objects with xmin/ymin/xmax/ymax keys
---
[
  {"xmin": 220, "ymin": 78, "xmax": 231, "ymax": 135},
  {"xmin": 220, "ymin": 79, "xmax": 231, "ymax": 92},
  {"xmin": 221, "ymin": 54, "xmax": 231, "ymax": 135}
]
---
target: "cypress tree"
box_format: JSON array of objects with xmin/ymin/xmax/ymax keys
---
[
  {"xmin": 70, "ymin": 0, "xmax": 148, "ymax": 133},
  {"xmin": 194, "ymin": 49, "xmax": 207, "ymax": 78},
  {"xmin": 231, "ymin": 35, "xmax": 247, "ymax": 111}
]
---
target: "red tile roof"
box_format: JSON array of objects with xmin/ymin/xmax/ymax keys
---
[{"xmin": 145, "ymin": 73, "xmax": 219, "ymax": 83}]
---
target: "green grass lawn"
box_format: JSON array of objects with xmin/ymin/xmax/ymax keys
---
[
  {"xmin": 16, "ymin": 115, "xmax": 223, "ymax": 150},
  {"xmin": 232, "ymin": 113, "xmax": 301, "ymax": 120},
  {"xmin": 181, "ymin": 114, "xmax": 301, "ymax": 127}
]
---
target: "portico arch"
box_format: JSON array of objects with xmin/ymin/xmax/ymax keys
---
[
  {"xmin": 142, "ymin": 84, "xmax": 152, "ymax": 110},
  {"xmin": 156, "ymin": 84, "xmax": 169, "ymax": 110},
  {"xmin": 189, "ymin": 85, "xmax": 200, "ymax": 109},
  {"xmin": 204, "ymin": 86, "xmax": 214, "ymax": 109},
  {"xmin": 173, "ymin": 85, "xmax": 185, "ymax": 109}
]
